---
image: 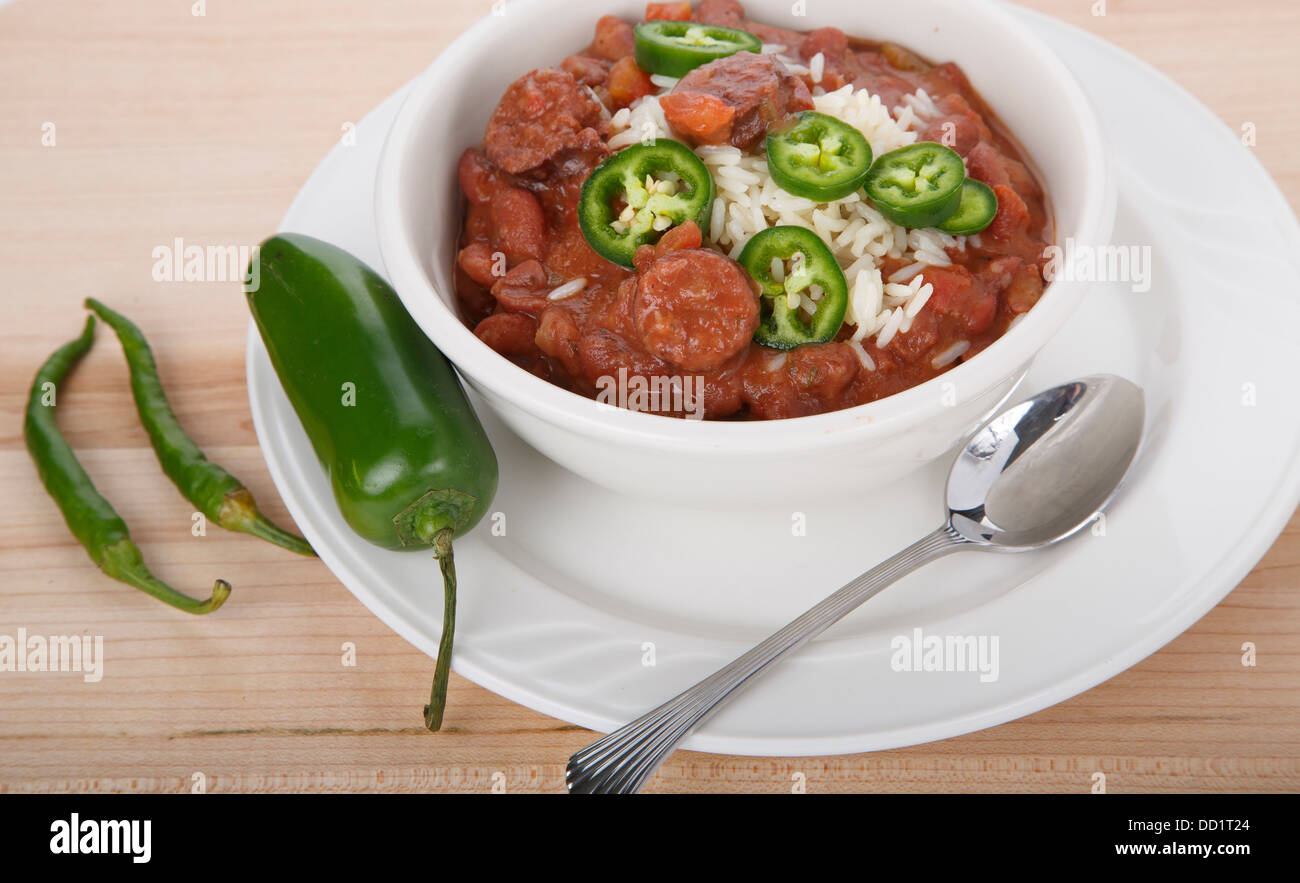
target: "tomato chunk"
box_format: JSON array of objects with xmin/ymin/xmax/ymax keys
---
[
  {"xmin": 988, "ymin": 184, "xmax": 1029, "ymax": 241},
  {"xmin": 633, "ymin": 220, "xmax": 703, "ymax": 272},
  {"xmin": 923, "ymin": 266, "xmax": 997, "ymax": 336},
  {"xmin": 645, "ymin": 2, "xmax": 691, "ymax": 21},
  {"xmin": 660, "ymin": 91, "xmax": 737, "ymax": 144},
  {"xmin": 608, "ymin": 56, "xmax": 655, "ymax": 108}
]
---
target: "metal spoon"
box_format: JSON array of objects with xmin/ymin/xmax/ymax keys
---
[{"xmin": 566, "ymin": 374, "xmax": 1146, "ymax": 794}]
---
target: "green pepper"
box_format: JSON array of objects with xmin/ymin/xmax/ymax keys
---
[
  {"xmin": 766, "ymin": 112, "xmax": 873, "ymax": 202},
  {"xmin": 739, "ymin": 226, "xmax": 849, "ymax": 350},
  {"xmin": 863, "ymin": 141, "xmax": 966, "ymax": 229},
  {"xmin": 937, "ymin": 178, "xmax": 999, "ymax": 235},
  {"xmin": 24, "ymin": 316, "xmax": 230, "ymax": 615},
  {"xmin": 85, "ymin": 298, "xmax": 314, "ymax": 557},
  {"xmin": 579, "ymin": 139, "xmax": 714, "ymax": 269},
  {"xmin": 633, "ymin": 20, "xmax": 762, "ymax": 78},
  {"xmin": 247, "ymin": 233, "xmax": 499, "ymax": 731}
]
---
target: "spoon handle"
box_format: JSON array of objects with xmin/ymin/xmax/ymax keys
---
[{"xmin": 566, "ymin": 524, "xmax": 970, "ymax": 794}]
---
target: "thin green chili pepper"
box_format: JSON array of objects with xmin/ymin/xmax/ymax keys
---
[
  {"xmin": 24, "ymin": 316, "xmax": 230, "ymax": 615},
  {"xmin": 85, "ymin": 298, "xmax": 314, "ymax": 557}
]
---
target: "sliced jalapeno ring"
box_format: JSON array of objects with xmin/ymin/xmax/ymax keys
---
[
  {"xmin": 739, "ymin": 226, "xmax": 849, "ymax": 351},
  {"xmin": 633, "ymin": 20, "xmax": 762, "ymax": 78},
  {"xmin": 863, "ymin": 141, "xmax": 966, "ymax": 229},
  {"xmin": 937, "ymin": 178, "xmax": 999, "ymax": 235},
  {"xmin": 767, "ymin": 112, "xmax": 873, "ymax": 202},
  {"xmin": 578, "ymin": 139, "xmax": 715, "ymax": 269}
]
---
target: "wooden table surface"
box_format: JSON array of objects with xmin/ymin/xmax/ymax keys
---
[{"xmin": 1, "ymin": 0, "xmax": 1297, "ymax": 794}]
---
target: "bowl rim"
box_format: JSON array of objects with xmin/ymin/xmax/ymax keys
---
[{"xmin": 375, "ymin": 0, "xmax": 1113, "ymax": 452}]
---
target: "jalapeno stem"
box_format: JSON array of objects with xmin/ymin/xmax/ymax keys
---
[{"xmin": 423, "ymin": 527, "xmax": 457, "ymax": 732}]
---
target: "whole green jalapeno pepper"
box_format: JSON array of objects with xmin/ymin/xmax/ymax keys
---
[
  {"xmin": 24, "ymin": 316, "xmax": 231, "ymax": 615},
  {"xmin": 85, "ymin": 298, "xmax": 314, "ymax": 557},
  {"xmin": 246, "ymin": 233, "xmax": 499, "ymax": 731}
]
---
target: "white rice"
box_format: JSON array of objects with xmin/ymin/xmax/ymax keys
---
[
  {"xmin": 897, "ymin": 87, "xmax": 939, "ymax": 122},
  {"xmin": 808, "ymin": 52, "xmax": 825, "ymax": 84},
  {"xmin": 604, "ymin": 70, "xmax": 967, "ymax": 350},
  {"xmin": 930, "ymin": 340, "xmax": 971, "ymax": 368},
  {"xmin": 547, "ymin": 277, "xmax": 587, "ymax": 301}
]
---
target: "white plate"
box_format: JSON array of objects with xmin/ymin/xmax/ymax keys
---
[{"xmin": 246, "ymin": 8, "xmax": 1300, "ymax": 756}]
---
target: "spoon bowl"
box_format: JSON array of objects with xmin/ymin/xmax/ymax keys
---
[
  {"xmin": 948, "ymin": 374, "xmax": 1145, "ymax": 549},
  {"xmin": 567, "ymin": 374, "xmax": 1147, "ymax": 794}
]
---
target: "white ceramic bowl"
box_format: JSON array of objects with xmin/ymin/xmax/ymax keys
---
[{"xmin": 375, "ymin": 0, "xmax": 1115, "ymax": 506}]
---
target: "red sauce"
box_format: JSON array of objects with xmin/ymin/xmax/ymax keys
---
[{"xmin": 454, "ymin": 0, "xmax": 1052, "ymax": 420}]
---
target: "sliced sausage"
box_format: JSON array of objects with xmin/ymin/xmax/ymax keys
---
[
  {"xmin": 484, "ymin": 69, "xmax": 610, "ymax": 177},
  {"xmin": 631, "ymin": 249, "xmax": 759, "ymax": 373},
  {"xmin": 663, "ymin": 53, "xmax": 813, "ymax": 150},
  {"xmin": 577, "ymin": 327, "xmax": 742, "ymax": 419}
]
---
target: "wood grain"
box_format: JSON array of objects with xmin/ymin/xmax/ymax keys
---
[{"xmin": 1, "ymin": 0, "xmax": 1297, "ymax": 794}]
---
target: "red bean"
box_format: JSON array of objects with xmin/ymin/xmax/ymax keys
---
[
  {"xmin": 458, "ymin": 242, "xmax": 503, "ymax": 288},
  {"xmin": 490, "ymin": 260, "xmax": 552, "ymax": 314},
  {"xmin": 787, "ymin": 343, "xmax": 860, "ymax": 402},
  {"xmin": 474, "ymin": 312, "xmax": 541, "ymax": 359},
  {"xmin": 535, "ymin": 306, "xmax": 585, "ymax": 378},
  {"xmin": 1005, "ymin": 266, "xmax": 1044, "ymax": 314},
  {"xmin": 888, "ymin": 309, "xmax": 940, "ymax": 364},
  {"xmin": 560, "ymin": 54, "xmax": 610, "ymax": 87},
  {"xmin": 490, "ymin": 187, "xmax": 546, "ymax": 265},
  {"xmin": 458, "ymin": 149, "xmax": 501, "ymax": 205}
]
